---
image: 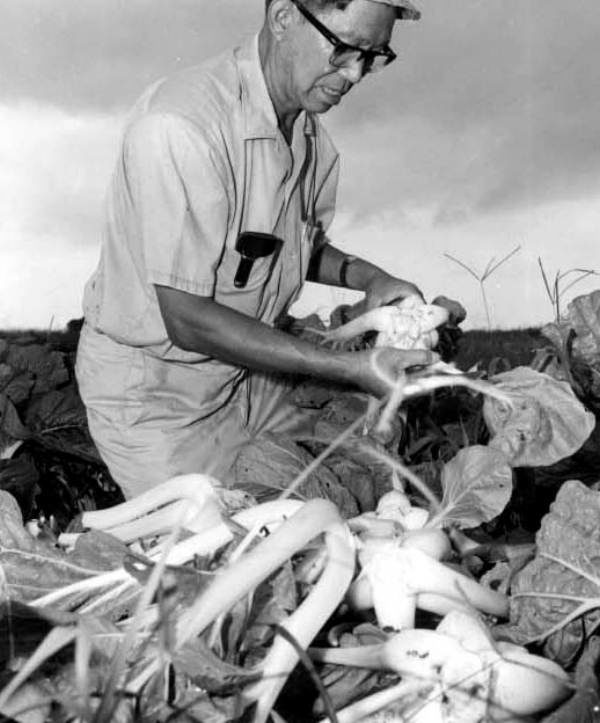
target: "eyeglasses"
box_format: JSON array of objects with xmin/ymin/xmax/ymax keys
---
[{"xmin": 289, "ymin": 0, "xmax": 396, "ymax": 74}]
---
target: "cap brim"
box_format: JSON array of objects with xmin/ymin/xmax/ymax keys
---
[
  {"xmin": 396, "ymin": 1, "xmax": 421, "ymax": 20},
  {"xmin": 368, "ymin": 0, "xmax": 421, "ymax": 20}
]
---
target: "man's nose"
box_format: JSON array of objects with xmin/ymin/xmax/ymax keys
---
[{"xmin": 337, "ymin": 57, "xmax": 365, "ymax": 84}]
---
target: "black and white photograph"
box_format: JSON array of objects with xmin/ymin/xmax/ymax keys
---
[{"xmin": 1, "ymin": 1, "xmax": 599, "ymax": 720}]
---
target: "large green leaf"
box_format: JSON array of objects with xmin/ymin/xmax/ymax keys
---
[
  {"xmin": 541, "ymin": 636, "xmax": 600, "ymax": 723},
  {"xmin": 0, "ymin": 490, "xmax": 129, "ymax": 605},
  {"xmin": 435, "ymin": 445, "xmax": 513, "ymax": 529},
  {"xmin": 0, "ymin": 364, "xmax": 34, "ymax": 405},
  {"xmin": 0, "ymin": 456, "xmax": 39, "ymax": 515},
  {"xmin": 173, "ymin": 638, "xmax": 260, "ymax": 692},
  {"xmin": 0, "ymin": 489, "xmax": 217, "ymax": 622},
  {"xmin": 504, "ymin": 480, "xmax": 600, "ymax": 667},
  {"xmin": 233, "ymin": 432, "xmax": 359, "ymax": 517},
  {"xmin": 25, "ymin": 386, "xmax": 87, "ymax": 433},
  {"xmin": 483, "ymin": 367, "xmax": 596, "ymax": 467},
  {"xmin": 0, "ymin": 392, "xmax": 29, "ymax": 441},
  {"xmin": 0, "ymin": 600, "xmax": 78, "ymax": 667},
  {"xmin": 24, "ymin": 386, "xmax": 101, "ymax": 463},
  {"xmin": 5, "ymin": 344, "xmax": 68, "ymax": 394},
  {"xmin": 567, "ymin": 289, "xmax": 600, "ymax": 363}
]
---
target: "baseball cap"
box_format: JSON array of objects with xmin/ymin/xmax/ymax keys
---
[{"xmin": 367, "ymin": 0, "xmax": 421, "ymax": 20}]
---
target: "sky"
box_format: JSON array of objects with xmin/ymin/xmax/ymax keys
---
[{"xmin": 2, "ymin": 0, "xmax": 599, "ymax": 330}]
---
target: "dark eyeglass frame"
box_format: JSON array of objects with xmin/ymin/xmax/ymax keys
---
[{"xmin": 289, "ymin": 0, "xmax": 397, "ymax": 74}]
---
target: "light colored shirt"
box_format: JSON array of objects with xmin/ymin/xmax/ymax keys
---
[
  {"xmin": 82, "ymin": 33, "xmax": 340, "ymax": 363},
  {"xmin": 76, "ymin": 34, "xmax": 340, "ymax": 495}
]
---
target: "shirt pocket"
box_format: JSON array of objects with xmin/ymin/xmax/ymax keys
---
[
  {"xmin": 222, "ymin": 236, "xmax": 282, "ymax": 287},
  {"xmin": 239, "ymin": 251, "xmax": 280, "ymax": 291}
]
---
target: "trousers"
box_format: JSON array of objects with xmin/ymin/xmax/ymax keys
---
[{"xmin": 75, "ymin": 324, "xmax": 316, "ymax": 498}]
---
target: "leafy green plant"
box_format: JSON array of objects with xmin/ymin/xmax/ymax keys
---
[{"xmin": 504, "ymin": 480, "xmax": 600, "ymax": 667}]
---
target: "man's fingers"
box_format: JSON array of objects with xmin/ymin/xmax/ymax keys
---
[
  {"xmin": 404, "ymin": 283, "xmax": 425, "ymax": 302},
  {"xmin": 362, "ymin": 347, "xmax": 440, "ymax": 398},
  {"xmin": 396, "ymin": 349, "xmax": 440, "ymax": 369},
  {"xmin": 392, "ymin": 281, "xmax": 424, "ymax": 303}
]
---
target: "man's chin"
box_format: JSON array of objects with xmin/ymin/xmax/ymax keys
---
[{"xmin": 305, "ymin": 97, "xmax": 341, "ymax": 114}]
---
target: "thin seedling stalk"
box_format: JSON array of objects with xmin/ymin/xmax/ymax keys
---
[
  {"xmin": 0, "ymin": 627, "xmax": 77, "ymax": 713},
  {"xmin": 92, "ymin": 514, "xmax": 187, "ymax": 722},
  {"xmin": 445, "ymin": 246, "xmax": 521, "ymax": 329},
  {"xmin": 272, "ymin": 624, "xmax": 340, "ymax": 723},
  {"xmin": 538, "ymin": 257, "xmax": 598, "ymax": 322}
]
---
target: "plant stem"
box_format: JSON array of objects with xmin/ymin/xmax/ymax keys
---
[{"xmin": 480, "ymin": 281, "xmax": 492, "ymax": 330}]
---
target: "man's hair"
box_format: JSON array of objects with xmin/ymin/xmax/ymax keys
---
[{"xmin": 266, "ymin": 0, "xmax": 354, "ymax": 12}]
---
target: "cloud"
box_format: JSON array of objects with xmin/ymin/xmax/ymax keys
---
[
  {"xmin": 292, "ymin": 192, "xmax": 600, "ymax": 329},
  {"xmin": 326, "ymin": 0, "xmax": 600, "ymax": 217},
  {"xmin": 0, "ymin": 103, "xmax": 122, "ymax": 241},
  {"xmin": 0, "ymin": 231, "xmax": 99, "ymax": 329},
  {"xmin": 0, "ymin": 101, "xmax": 122, "ymax": 328},
  {"xmin": 4, "ymin": 0, "xmax": 600, "ymax": 222},
  {"xmin": 2, "ymin": 0, "xmax": 599, "ymax": 330},
  {"xmin": 326, "ymin": 80, "xmax": 600, "ymax": 226},
  {"xmin": 0, "ymin": 0, "xmax": 263, "ymax": 110}
]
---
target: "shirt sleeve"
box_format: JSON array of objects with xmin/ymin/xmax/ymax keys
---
[{"xmin": 122, "ymin": 112, "xmax": 231, "ymax": 295}]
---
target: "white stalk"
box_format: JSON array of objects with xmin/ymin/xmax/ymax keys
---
[
  {"xmin": 98, "ymin": 499, "xmax": 209, "ymax": 543},
  {"xmin": 319, "ymin": 679, "xmax": 432, "ymax": 723},
  {"xmin": 174, "ymin": 500, "xmax": 350, "ymax": 646},
  {"xmin": 492, "ymin": 644, "xmax": 572, "ymax": 717},
  {"xmin": 149, "ymin": 499, "xmax": 304, "ymax": 564},
  {"xmin": 79, "ymin": 579, "xmax": 140, "ymax": 615},
  {"xmin": 310, "ymin": 628, "xmax": 465, "ymax": 676},
  {"xmin": 30, "ymin": 569, "xmax": 126, "ymax": 609},
  {"xmin": 127, "ymin": 499, "xmax": 354, "ymax": 702},
  {"xmin": 244, "ymin": 518, "xmax": 355, "ymax": 723},
  {"xmin": 403, "ymin": 374, "xmax": 514, "ymax": 406},
  {"xmin": 313, "ymin": 307, "xmax": 407, "ymax": 341},
  {"xmin": 81, "ymin": 473, "xmax": 222, "ymax": 530},
  {"xmin": 347, "ymin": 545, "xmax": 508, "ymax": 628},
  {"xmin": 36, "ymin": 500, "xmax": 305, "ymax": 614}
]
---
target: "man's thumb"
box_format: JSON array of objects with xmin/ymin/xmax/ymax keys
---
[{"xmin": 399, "ymin": 349, "xmax": 440, "ymax": 368}]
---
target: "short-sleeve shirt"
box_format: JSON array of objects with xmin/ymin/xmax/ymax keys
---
[{"xmin": 82, "ymin": 33, "xmax": 340, "ymax": 363}]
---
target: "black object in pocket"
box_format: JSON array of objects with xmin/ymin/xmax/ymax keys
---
[{"xmin": 234, "ymin": 231, "xmax": 283, "ymax": 288}]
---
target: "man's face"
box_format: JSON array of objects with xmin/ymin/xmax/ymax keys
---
[{"xmin": 283, "ymin": 0, "xmax": 396, "ymax": 113}]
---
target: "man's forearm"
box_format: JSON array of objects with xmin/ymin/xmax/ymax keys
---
[
  {"xmin": 307, "ymin": 243, "xmax": 390, "ymax": 291},
  {"xmin": 155, "ymin": 284, "xmax": 356, "ymax": 384}
]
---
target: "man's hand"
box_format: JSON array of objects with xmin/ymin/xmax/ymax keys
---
[
  {"xmin": 154, "ymin": 285, "xmax": 435, "ymax": 393},
  {"xmin": 362, "ymin": 271, "xmax": 424, "ymax": 312},
  {"xmin": 308, "ymin": 245, "xmax": 423, "ymax": 310},
  {"xmin": 354, "ymin": 346, "xmax": 439, "ymax": 398}
]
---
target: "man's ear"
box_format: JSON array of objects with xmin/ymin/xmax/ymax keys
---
[{"xmin": 266, "ymin": 0, "xmax": 295, "ymax": 39}]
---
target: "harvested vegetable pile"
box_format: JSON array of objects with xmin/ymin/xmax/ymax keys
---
[{"xmin": 1, "ymin": 290, "xmax": 600, "ymax": 722}]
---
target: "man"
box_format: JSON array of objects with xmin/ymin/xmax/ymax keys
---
[{"xmin": 76, "ymin": 0, "xmax": 437, "ymax": 498}]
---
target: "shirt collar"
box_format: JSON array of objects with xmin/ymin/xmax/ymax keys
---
[
  {"xmin": 236, "ymin": 34, "xmax": 315, "ymax": 142},
  {"xmin": 235, "ymin": 34, "xmax": 280, "ymax": 140}
]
